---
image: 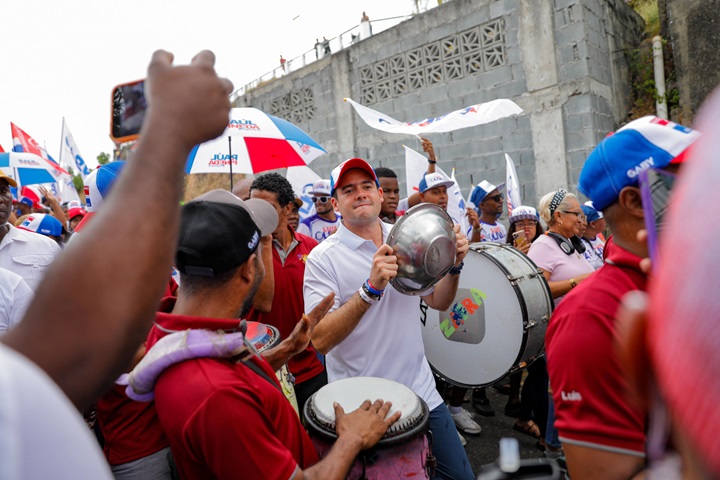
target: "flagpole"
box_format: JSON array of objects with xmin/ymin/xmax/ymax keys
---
[{"xmin": 228, "ymin": 136, "xmax": 234, "ymax": 190}]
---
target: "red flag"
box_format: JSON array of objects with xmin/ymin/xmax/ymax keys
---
[
  {"xmin": 0, "ymin": 144, "xmax": 4, "ymax": 153},
  {"xmin": 11, "ymin": 122, "xmax": 69, "ymax": 176}
]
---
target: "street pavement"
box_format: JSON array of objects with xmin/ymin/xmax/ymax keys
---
[{"xmin": 459, "ymin": 387, "xmax": 546, "ymax": 473}]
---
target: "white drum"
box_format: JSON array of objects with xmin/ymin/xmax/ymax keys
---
[
  {"xmin": 421, "ymin": 242, "xmax": 554, "ymax": 387},
  {"xmin": 304, "ymin": 377, "xmax": 432, "ymax": 479}
]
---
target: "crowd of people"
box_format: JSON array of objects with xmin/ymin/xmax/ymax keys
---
[{"xmin": 1, "ymin": 48, "xmax": 719, "ymax": 480}]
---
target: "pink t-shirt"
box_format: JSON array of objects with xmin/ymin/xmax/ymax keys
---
[{"xmin": 528, "ymin": 234, "xmax": 594, "ymax": 301}]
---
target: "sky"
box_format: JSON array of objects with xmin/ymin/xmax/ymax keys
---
[{"xmin": 0, "ymin": 0, "xmax": 422, "ymax": 165}]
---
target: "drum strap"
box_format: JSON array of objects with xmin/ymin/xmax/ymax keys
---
[{"xmin": 237, "ymin": 354, "xmax": 285, "ymax": 396}]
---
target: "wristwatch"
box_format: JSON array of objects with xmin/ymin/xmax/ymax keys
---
[{"xmin": 569, "ymin": 278, "xmax": 577, "ymax": 289}]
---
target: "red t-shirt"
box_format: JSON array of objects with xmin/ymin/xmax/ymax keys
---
[
  {"xmin": 147, "ymin": 300, "xmax": 319, "ymax": 479},
  {"xmin": 546, "ymin": 238, "xmax": 647, "ymax": 456},
  {"xmin": 247, "ymin": 228, "xmax": 323, "ymax": 384},
  {"xmin": 96, "ymin": 384, "xmax": 168, "ymax": 465}
]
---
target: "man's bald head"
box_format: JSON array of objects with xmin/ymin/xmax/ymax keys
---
[{"xmin": 231, "ymin": 178, "xmax": 253, "ymax": 201}]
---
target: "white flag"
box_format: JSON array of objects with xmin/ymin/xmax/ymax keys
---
[
  {"xmin": 286, "ymin": 165, "xmax": 320, "ymax": 221},
  {"xmin": 346, "ymin": 98, "xmax": 523, "ymax": 136},
  {"xmin": 505, "ymin": 153, "xmax": 522, "ymax": 217},
  {"xmin": 403, "ymin": 145, "xmax": 428, "ymax": 199},
  {"xmin": 57, "ymin": 173, "xmax": 81, "ymax": 204},
  {"xmin": 59, "ymin": 118, "xmax": 97, "ymax": 180},
  {"xmin": 404, "ymin": 145, "xmax": 469, "ymax": 232}
]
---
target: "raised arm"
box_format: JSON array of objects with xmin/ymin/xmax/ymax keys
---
[{"xmin": 1, "ymin": 50, "xmax": 233, "ymax": 410}]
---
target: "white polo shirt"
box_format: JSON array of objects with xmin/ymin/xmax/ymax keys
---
[
  {"xmin": 0, "ymin": 343, "xmax": 113, "ymax": 479},
  {"xmin": 0, "ymin": 267, "xmax": 33, "ymax": 333},
  {"xmin": 0, "ymin": 225, "xmax": 61, "ymax": 291},
  {"xmin": 304, "ymin": 220, "xmax": 443, "ymax": 410}
]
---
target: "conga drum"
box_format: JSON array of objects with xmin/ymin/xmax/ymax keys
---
[
  {"xmin": 304, "ymin": 377, "xmax": 432, "ymax": 479},
  {"xmin": 244, "ymin": 321, "xmax": 299, "ymax": 415}
]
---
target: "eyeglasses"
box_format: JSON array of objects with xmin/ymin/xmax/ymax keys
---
[
  {"xmin": 514, "ymin": 220, "xmax": 537, "ymax": 229},
  {"xmin": 561, "ymin": 210, "xmax": 587, "ymax": 222},
  {"xmin": 311, "ymin": 196, "xmax": 330, "ymax": 203},
  {"xmin": 487, "ymin": 193, "xmax": 504, "ymax": 202}
]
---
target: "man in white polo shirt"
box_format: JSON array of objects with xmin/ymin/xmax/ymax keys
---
[{"xmin": 304, "ymin": 158, "xmax": 474, "ymax": 480}]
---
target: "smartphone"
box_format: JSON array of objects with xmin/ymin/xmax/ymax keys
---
[
  {"xmin": 638, "ymin": 167, "xmax": 676, "ymax": 267},
  {"xmin": 110, "ymin": 79, "xmax": 147, "ymax": 143},
  {"xmin": 512, "ymin": 230, "xmax": 526, "ymax": 247}
]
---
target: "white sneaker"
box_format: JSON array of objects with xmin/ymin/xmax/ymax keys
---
[
  {"xmin": 457, "ymin": 429, "xmax": 467, "ymax": 447},
  {"xmin": 451, "ymin": 408, "xmax": 482, "ymax": 435}
]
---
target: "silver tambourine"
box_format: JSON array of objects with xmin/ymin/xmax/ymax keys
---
[{"xmin": 386, "ymin": 203, "xmax": 457, "ymax": 295}]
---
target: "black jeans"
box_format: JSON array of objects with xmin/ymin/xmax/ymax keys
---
[{"xmin": 517, "ymin": 356, "xmax": 549, "ymax": 437}]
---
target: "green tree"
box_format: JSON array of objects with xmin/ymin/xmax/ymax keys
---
[{"xmin": 97, "ymin": 152, "xmax": 110, "ymax": 165}]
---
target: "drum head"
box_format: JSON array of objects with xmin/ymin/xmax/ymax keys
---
[
  {"xmin": 244, "ymin": 322, "xmax": 280, "ymax": 352},
  {"xmin": 304, "ymin": 377, "xmax": 429, "ymax": 446},
  {"xmin": 421, "ymin": 244, "xmax": 529, "ymax": 387}
]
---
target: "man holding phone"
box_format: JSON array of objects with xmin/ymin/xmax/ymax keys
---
[{"xmin": 546, "ymin": 116, "xmax": 699, "ymax": 479}]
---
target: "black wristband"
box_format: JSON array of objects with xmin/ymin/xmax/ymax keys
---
[{"xmin": 428, "ymin": 159, "xmax": 437, "ymax": 164}]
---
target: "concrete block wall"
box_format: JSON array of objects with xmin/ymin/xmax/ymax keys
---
[
  {"xmin": 665, "ymin": 0, "xmax": 720, "ymax": 122},
  {"xmin": 235, "ymin": 0, "xmax": 643, "ymax": 208}
]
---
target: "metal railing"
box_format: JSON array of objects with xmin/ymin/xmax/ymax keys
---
[{"xmin": 230, "ymin": 15, "xmax": 414, "ymax": 102}]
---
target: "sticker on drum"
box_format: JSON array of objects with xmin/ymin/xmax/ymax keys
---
[
  {"xmin": 304, "ymin": 377, "xmax": 431, "ymax": 480},
  {"xmin": 420, "ymin": 243, "xmax": 554, "ymax": 388}
]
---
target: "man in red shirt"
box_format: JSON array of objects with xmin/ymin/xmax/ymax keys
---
[
  {"xmin": 547, "ymin": 116, "xmax": 699, "ymax": 479},
  {"xmin": 144, "ymin": 189, "xmax": 399, "ymax": 479},
  {"xmin": 247, "ymin": 172, "xmax": 326, "ymax": 414}
]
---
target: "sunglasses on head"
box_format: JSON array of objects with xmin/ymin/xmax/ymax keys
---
[{"xmin": 311, "ymin": 196, "xmax": 330, "ymax": 203}]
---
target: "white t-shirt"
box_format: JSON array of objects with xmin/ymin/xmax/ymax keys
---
[
  {"xmin": 471, "ymin": 220, "xmax": 507, "ymax": 243},
  {"xmin": 296, "ymin": 212, "xmax": 342, "ymax": 243},
  {"xmin": 303, "ymin": 220, "xmax": 444, "ymax": 410},
  {"xmin": 0, "ymin": 343, "xmax": 112, "ymax": 479},
  {"xmin": 0, "ymin": 225, "xmax": 61, "ymax": 291},
  {"xmin": 581, "ymin": 237, "xmax": 606, "ymax": 270},
  {"xmin": 0, "ymin": 268, "xmax": 33, "ymax": 333}
]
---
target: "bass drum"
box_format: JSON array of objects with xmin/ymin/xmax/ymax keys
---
[{"xmin": 420, "ymin": 242, "xmax": 554, "ymax": 388}]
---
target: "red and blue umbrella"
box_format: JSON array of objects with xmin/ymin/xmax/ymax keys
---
[
  {"xmin": 185, "ymin": 108, "xmax": 326, "ymax": 178},
  {"xmin": 0, "ymin": 152, "xmax": 58, "ymax": 187}
]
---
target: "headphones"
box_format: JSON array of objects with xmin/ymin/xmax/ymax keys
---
[{"xmin": 547, "ymin": 232, "xmax": 586, "ymax": 255}]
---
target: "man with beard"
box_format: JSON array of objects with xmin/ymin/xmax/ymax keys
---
[{"xmin": 144, "ymin": 190, "xmax": 399, "ymax": 479}]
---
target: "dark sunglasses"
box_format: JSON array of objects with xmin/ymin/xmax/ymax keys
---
[
  {"xmin": 487, "ymin": 193, "xmax": 504, "ymax": 202},
  {"xmin": 311, "ymin": 196, "xmax": 330, "ymax": 203}
]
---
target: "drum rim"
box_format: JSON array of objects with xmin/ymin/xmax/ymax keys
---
[{"xmin": 303, "ymin": 393, "xmax": 430, "ymax": 447}]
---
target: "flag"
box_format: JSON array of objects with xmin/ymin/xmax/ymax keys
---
[
  {"xmin": 11, "ymin": 123, "xmax": 69, "ymax": 177},
  {"xmin": 450, "ymin": 168, "xmax": 472, "ymax": 238},
  {"xmin": 345, "ymin": 97, "xmax": 523, "ymax": 136},
  {"xmin": 59, "ymin": 118, "xmax": 96, "ymax": 179},
  {"xmin": 404, "ymin": 145, "xmax": 469, "ymax": 231},
  {"xmin": 505, "ymin": 153, "xmax": 521, "ymax": 217},
  {"xmin": 0, "ymin": 144, "xmax": 4, "ymax": 153},
  {"xmin": 286, "ymin": 165, "xmax": 321, "ymax": 221}
]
